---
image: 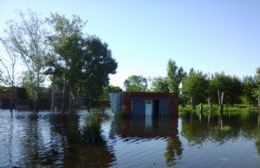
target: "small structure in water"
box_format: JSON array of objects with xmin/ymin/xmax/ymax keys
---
[{"xmin": 109, "ymin": 92, "xmax": 178, "ymax": 118}]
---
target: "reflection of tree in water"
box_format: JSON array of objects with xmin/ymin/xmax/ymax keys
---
[
  {"xmin": 12, "ymin": 113, "xmax": 64, "ymax": 167},
  {"xmin": 181, "ymin": 113, "xmax": 260, "ymax": 146},
  {"xmin": 256, "ymin": 138, "xmax": 260, "ymax": 154},
  {"xmin": 14, "ymin": 112, "xmax": 115, "ymax": 168},
  {"xmin": 257, "ymin": 111, "xmax": 260, "ymax": 155},
  {"xmin": 81, "ymin": 113, "xmax": 106, "ymax": 146},
  {"xmin": 164, "ymin": 136, "xmax": 183, "ymax": 166},
  {"xmin": 61, "ymin": 112, "xmax": 115, "ymax": 168}
]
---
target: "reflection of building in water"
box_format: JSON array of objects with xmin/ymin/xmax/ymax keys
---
[
  {"xmin": 114, "ymin": 117, "xmax": 182, "ymax": 166},
  {"xmin": 110, "ymin": 92, "xmax": 178, "ymax": 119},
  {"xmin": 115, "ymin": 118, "xmax": 178, "ymax": 138}
]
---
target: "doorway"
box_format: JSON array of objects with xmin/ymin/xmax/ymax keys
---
[{"xmin": 153, "ymin": 100, "xmax": 160, "ymax": 118}]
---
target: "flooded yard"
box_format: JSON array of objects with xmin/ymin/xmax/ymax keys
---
[{"xmin": 0, "ymin": 109, "xmax": 260, "ymax": 168}]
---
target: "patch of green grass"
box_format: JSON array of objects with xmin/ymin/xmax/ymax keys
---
[{"xmin": 179, "ymin": 104, "xmax": 259, "ymax": 119}]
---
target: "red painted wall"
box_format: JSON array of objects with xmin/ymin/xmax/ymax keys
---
[{"xmin": 122, "ymin": 92, "xmax": 178, "ymax": 118}]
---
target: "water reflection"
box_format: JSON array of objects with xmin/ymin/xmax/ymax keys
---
[
  {"xmin": 0, "ymin": 111, "xmax": 115, "ymax": 168},
  {"xmin": 113, "ymin": 117, "xmax": 183, "ymax": 166},
  {"xmin": 181, "ymin": 113, "xmax": 260, "ymax": 146},
  {"xmin": 1, "ymin": 110, "xmax": 260, "ymax": 168}
]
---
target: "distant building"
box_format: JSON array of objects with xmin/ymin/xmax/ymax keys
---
[
  {"xmin": 0, "ymin": 87, "xmax": 64, "ymax": 110},
  {"xmin": 0, "ymin": 87, "xmax": 29, "ymax": 109},
  {"xmin": 110, "ymin": 92, "xmax": 178, "ymax": 119}
]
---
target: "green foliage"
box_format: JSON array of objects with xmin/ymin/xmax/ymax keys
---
[
  {"xmin": 124, "ymin": 75, "xmax": 147, "ymax": 92},
  {"xmin": 242, "ymin": 76, "xmax": 257, "ymax": 105},
  {"xmin": 209, "ymin": 73, "xmax": 242, "ymax": 105},
  {"xmin": 47, "ymin": 13, "xmax": 117, "ymax": 108},
  {"xmin": 1, "ymin": 10, "xmax": 49, "ymax": 109},
  {"xmin": 182, "ymin": 69, "xmax": 208, "ymax": 105},
  {"xmin": 21, "ymin": 71, "xmax": 45, "ymax": 101},
  {"xmin": 254, "ymin": 68, "xmax": 260, "ymax": 105},
  {"xmin": 99, "ymin": 85, "xmax": 122, "ymax": 101},
  {"xmin": 151, "ymin": 77, "xmax": 169, "ymax": 92},
  {"xmin": 115, "ymin": 105, "xmax": 129, "ymax": 119},
  {"xmin": 179, "ymin": 104, "xmax": 258, "ymax": 118},
  {"xmin": 167, "ymin": 59, "xmax": 186, "ymax": 94}
]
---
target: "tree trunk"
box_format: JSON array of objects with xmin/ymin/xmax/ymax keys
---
[
  {"xmin": 258, "ymin": 109, "xmax": 260, "ymax": 129},
  {"xmin": 10, "ymin": 81, "xmax": 14, "ymax": 112},
  {"xmin": 208, "ymin": 97, "xmax": 211, "ymax": 124},
  {"xmin": 35, "ymin": 70, "xmax": 40, "ymax": 112},
  {"xmin": 219, "ymin": 92, "xmax": 224, "ymax": 128},
  {"xmin": 190, "ymin": 97, "xmax": 194, "ymax": 119},
  {"xmin": 51, "ymin": 76, "xmax": 55, "ymax": 113},
  {"xmin": 199, "ymin": 103, "xmax": 203, "ymax": 122},
  {"xmin": 63, "ymin": 78, "xmax": 66, "ymax": 113},
  {"xmin": 69, "ymin": 92, "xmax": 73, "ymax": 113}
]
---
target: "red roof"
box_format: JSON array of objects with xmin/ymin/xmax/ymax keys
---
[{"xmin": 122, "ymin": 92, "xmax": 177, "ymax": 98}]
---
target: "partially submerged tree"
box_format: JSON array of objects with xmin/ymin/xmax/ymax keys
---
[
  {"xmin": 255, "ymin": 68, "xmax": 260, "ymax": 107},
  {"xmin": 242, "ymin": 76, "xmax": 257, "ymax": 105},
  {"xmin": 124, "ymin": 75, "xmax": 148, "ymax": 92},
  {"xmin": 167, "ymin": 59, "xmax": 186, "ymax": 94},
  {"xmin": 182, "ymin": 69, "xmax": 208, "ymax": 104},
  {"xmin": 47, "ymin": 13, "xmax": 117, "ymax": 111},
  {"xmin": 0, "ymin": 35, "xmax": 19, "ymax": 111},
  {"xmin": 2, "ymin": 11, "xmax": 49, "ymax": 111},
  {"xmin": 209, "ymin": 73, "xmax": 242, "ymax": 105},
  {"xmin": 182, "ymin": 69, "xmax": 208, "ymax": 116}
]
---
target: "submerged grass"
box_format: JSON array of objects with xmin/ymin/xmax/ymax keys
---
[{"xmin": 179, "ymin": 104, "xmax": 260, "ymax": 118}]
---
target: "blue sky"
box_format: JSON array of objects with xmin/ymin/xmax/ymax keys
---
[{"xmin": 1, "ymin": 0, "xmax": 260, "ymax": 87}]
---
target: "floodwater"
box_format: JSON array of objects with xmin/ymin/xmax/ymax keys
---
[{"xmin": 0, "ymin": 109, "xmax": 260, "ymax": 168}]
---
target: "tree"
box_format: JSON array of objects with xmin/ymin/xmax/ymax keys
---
[
  {"xmin": 242, "ymin": 76, "xmax": 257, "ymax": 105},
  {"xmin": 0, "ymin": 29, "xmax": 20, "ymax": 111},
  {"xmin": 47, "ymin": 13, "xmax": 117, "ymax": 110},
  {"xmin": 182, "ymin": 69, "xmax": 209, "ymax": 109},
  {"xmin": 254, "ymin": 68, "xmax": 260, "ymax": 107},
  {"xmin": 99, "ymin": 85, "xmax": 122, "ymax": 101},
  {"xmin": 209, "ymin": 73, "xmax": 242, "ymax": 105},
  {"xmin": 2, "ymin": 10, "xmax": 49, "ymax": 111},
  {"xmin": 80, "ymin": 37, "xmax": 118, "ymax": 107},
  {"xmin": 124, "ymin": 75, "xmax": 147, "ymax": 92},
  {"xmin": 151, "ymin": 77, "xmax": 169, "ymax": 92},
  {"xmin": 167, "ymin": 59, "xmax": 186, "ymax": 94}
]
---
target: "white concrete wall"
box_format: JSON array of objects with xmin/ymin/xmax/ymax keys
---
[{"xmin": 109, "ymin": 92, "xmax": 122, "ymax": 113}]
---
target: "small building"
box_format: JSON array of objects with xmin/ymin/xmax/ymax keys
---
[{"xmin": 110, "ymin": 92, "xmax": 178, "ymax": 119}]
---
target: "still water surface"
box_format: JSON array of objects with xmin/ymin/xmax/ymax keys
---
[{"xmin": 0, "ymin": 109, "xmax": 260, "ymax": 168}]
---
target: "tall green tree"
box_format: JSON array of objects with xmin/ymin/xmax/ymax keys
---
[
  {"xmin": 209, "ymin": 73, "xmax": 242, "ymax": 105},
  {"xmin": 47, "ymin": 13, "xmax": 117, "ymax": 110},
  {"xmin": 124, "ymin": 75, "xmax": 147, "ymax": 92},
  {"xmin": 182, "ymin": 69, "xmax": 209, "ymax": 107},
  {"xmin": 167, "ymin": 59, "xmax": 186, "ymax": 94},
  {"xmin": 151, "ymin": 77, "xmax": 169, "ymax": 92},
  {"xmin": 242, "ymin": 76, "xmax": 257, "ymax": 105},
  {"xmin": 254, "ymin": 68, "xmax": 260, "ymax": 106}
]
